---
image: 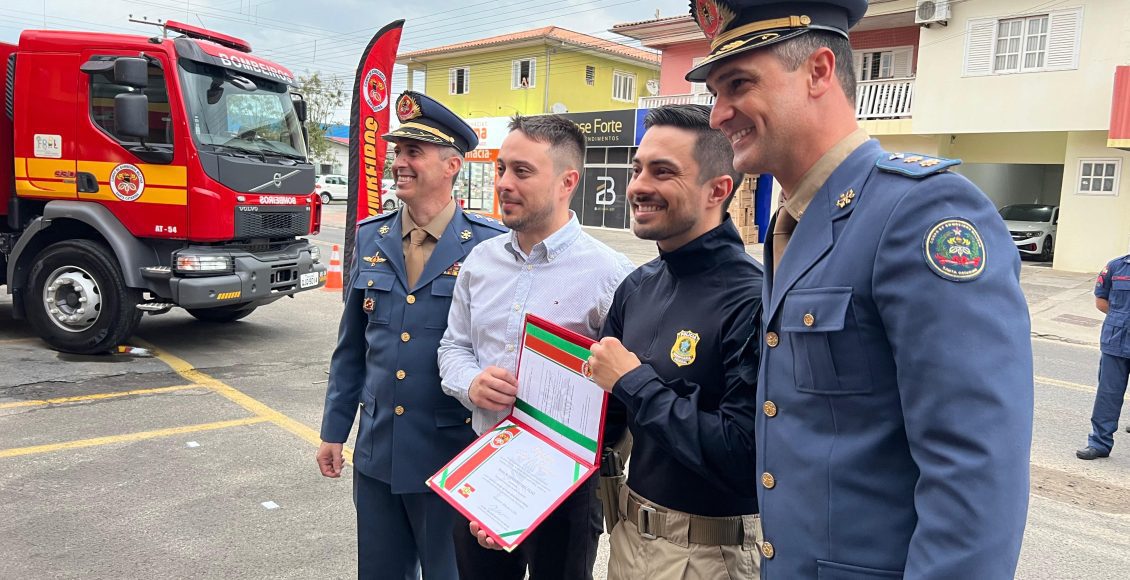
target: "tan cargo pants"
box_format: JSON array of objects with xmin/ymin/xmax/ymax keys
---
[{"xmin": 606, "ymin": 487, "xmax": 761, "ymax": 580}]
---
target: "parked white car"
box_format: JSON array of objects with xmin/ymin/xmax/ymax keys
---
[
  {"xmin": 1000, "ymin": 204, "xmax": 1058, "ymax": 261},
  {"xmin": 314, "ymin": 174, "xmax": 348, "ymax": 204}
]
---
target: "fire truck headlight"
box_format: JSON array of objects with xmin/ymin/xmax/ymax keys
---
[{"xmin": 175, "ymin": 255, "xmax": 234, "ymax": 274}]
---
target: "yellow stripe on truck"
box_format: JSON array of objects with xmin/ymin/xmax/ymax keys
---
[{"xmin": 77, "ymin": 160, "xmax": 187, "ymax": 187}]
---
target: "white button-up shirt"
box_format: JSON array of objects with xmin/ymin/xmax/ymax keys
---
[{"xmin": 439, "ymin": 213, "xmax": 635, "ymax": 434}]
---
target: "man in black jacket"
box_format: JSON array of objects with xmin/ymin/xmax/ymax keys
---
[{"xmin": 588, "ymin": 104, "xmax": 763, "ymax": 580}]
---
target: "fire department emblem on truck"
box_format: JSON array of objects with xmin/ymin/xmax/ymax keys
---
[
  {"xmin": 362, "ymin": 68, "xmax": 390, "ymax": 113},
  {"xmin": 110, "ymin": 163, "xmax": 145, "ymax": 202}
]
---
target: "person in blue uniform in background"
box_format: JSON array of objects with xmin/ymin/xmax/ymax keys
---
[
  {"xmin": 687, "ymin": 0, "xmax": 1034, "ymax": 577},
  {"xmin": 316, "ymin": 91, "xmax": 506, "ymax": 579},
  {"xmin": 1077, "ymin": 253, "xmax": 1130, "ymax": 460}
]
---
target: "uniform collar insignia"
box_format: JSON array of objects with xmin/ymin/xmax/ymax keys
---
[
  {"xmin": 363, "ymin": 251, "xmax": 388, "ymax": 266},
  {"xmin": 460, "ymin": 229, "xmax": 472, "ymax": 241},
  {"xmin": 379, "ymin": 224, "xmax": 391, "ymax": 235},
  {"xmin": 836, "ymin": 189, "xmax": 856, "ymax": 209}
]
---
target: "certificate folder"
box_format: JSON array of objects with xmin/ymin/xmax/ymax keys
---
[{"xmin": 427, "ymin": 313, "xmax": 608, "ymax": 551}]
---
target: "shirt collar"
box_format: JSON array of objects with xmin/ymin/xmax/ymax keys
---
[
  {"xmin": 783, "ymin": 127, "xmax": 870, "ymax": 221},
  {"xmin": 660, "ymin": 215, "xmax": 745, "ymax": 276},
  {"xmin": 402, "ymin": 198, "xmax": 457, "ymax": 240},
  {"xmin": 505, "ymin": 212, "xmax": 582, "ymax": 262}
]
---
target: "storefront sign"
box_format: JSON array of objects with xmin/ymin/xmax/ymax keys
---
[{"xmin": 560, "ymin": 110, "xmax": 636, "ymax": 147}]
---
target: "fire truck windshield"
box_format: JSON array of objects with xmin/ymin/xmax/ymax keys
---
[{"xmin": 179, "ymin": 59, "xmax": 308, "ymax": 160}]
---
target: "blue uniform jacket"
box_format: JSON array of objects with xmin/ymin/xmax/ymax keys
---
[
  {"xmin": 757, "ymin": 140, "xmax": 1033, "ymax": 579},
  {"xmin": 321, "ymin": 208, "xmax": 506, "ymax": 494},
  {"xmin": 1095, "ymin": 255, "xmax": 1130, "ymax": 357}
]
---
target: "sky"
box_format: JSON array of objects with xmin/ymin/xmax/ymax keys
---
[{"xmin": 2, "ymin": 0, "xmax": 689, "ymax": 123}]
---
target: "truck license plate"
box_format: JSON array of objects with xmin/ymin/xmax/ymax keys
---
[{"xmin": 300, "ymin": 272, "xmax": 320, "ymax": 289}]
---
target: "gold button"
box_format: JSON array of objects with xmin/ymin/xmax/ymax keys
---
[
  {"xmin": 762, "ymin": 472, "xmax": 776, "ymax": 489},
  {"xmin": 406, "ymin": 295, "xmax": 416, "ymax": 304},
  {"xmin": 401, "ymin": 332, "xmax": 411, "ymax": 342},
  {"xmin": 396, "ymin": 370, "xmax": 406, "ymax": 380},
  {"xmin": 394, "ymin": 405, "xmax": 405, "ymax": 416},
  {"xmin": 763, "ymin": 401, "xmax": 778, "ymax": 417},
  {"xmin": 803, "ymin": 313, "xmax": 815, "ymax": 327},
  {"xmin": 464, "ymin": 418, "xmax": 471, "ymax": 424},
  {"xmin": 761, "ymin": 541, "xmax": 775, "ymax": 559},
  {"xmin": 367, "ymin": 280, "xmax": 374, "ymax": 287},
  {"xmin": 766, "ymin": 332, "xmax": 779, "ymax": 348}
]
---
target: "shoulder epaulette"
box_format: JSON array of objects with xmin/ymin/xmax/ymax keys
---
[
  {"xmin": 876, "ymin": 152, "xmax": 961, "ymax": 178},
  {"xmin": 463, "ymin": 210, "xmax": 508, "ymax": 232},
  {"xmin": 357, "ymin": 209, "xmax": 398, "ymax": 227}
]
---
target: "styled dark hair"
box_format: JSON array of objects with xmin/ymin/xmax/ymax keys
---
[
  {"xmin": 643, "ymin": 104, "xmax": 742, "ymax": 210},
  {"xmin": 507, "ymin": 114, "xmax": 586, "ymax": 175},
  {"xmin": 768, "ymin": 30, "xmax": 857, "ymax": 102}
]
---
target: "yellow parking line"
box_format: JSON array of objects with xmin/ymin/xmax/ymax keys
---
[
  {"xmin": 0, "ymin": 384, "xmax": 203, "ymax": 410},
  {"xmin": 0, "ymin": 416, "xmax": 269, "ymax": 459},
  {"xmin": 136, "ymin": 339, "xmax": 354, "ymax": 465},
  {"xmin": 1035, "ymin": 375, "xmax": 1129, "ymax": 401}
]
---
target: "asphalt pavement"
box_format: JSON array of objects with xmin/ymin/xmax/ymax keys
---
[{"xmin": 1, "ymin": 202, "xmax": 1127, "ymax": 579}]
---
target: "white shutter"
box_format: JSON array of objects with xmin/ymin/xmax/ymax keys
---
[
  {"xmin": 964, "ymin": 17, "xmax": 996, "ymax": 76},
  {"xmin": 512, "ymin": 61, "xmax": 520, "ymax": 89},
  {"xmin": 462, "ymin": 67, "xmax": 469, "ymax": 94},
  {"xmin": 852, "ymin": 51, "xmax": 864, "ymax": 81},
  {"xmin": 449, "ymin": 68, "xmax": 457, "ymax": 94},
  {"xmin": 892, "ymin": 47, "xmax": 913, "ymax": 78},
  {"xmin": 1045, "ymin": 6, "xmax": 1082, "ymax": 71},
  {"xmin": 528, "ymin": 58, "xmax": 537, "ymax": 88}
]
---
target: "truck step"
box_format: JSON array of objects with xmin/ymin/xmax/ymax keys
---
[
  {"xmin": 141, "ymin": 266, "xmax": 173, "ymax": 279},
  {"xmin": 136, "ymin": 302, "xmax": 175, "ymax": 314}
]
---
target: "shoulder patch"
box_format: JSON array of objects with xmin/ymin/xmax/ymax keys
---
[
  {"xmin": 463, "ymin": 211, "xmax": 508, "ymax": 232},
  {"xmin": 924, "ymin": 218, "xmax": 986, "ymax": 282},
  {"xmin": 878, "ymin": 152, "xmax": 961, "ymax": 178}
]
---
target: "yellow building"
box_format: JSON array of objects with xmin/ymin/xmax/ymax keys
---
[{"xmin": 397, "ymin": 26, "xmax": 660, "ymax": 118}]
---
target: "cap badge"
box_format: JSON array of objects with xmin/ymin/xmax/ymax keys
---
[
  {"xmin": 396, "ymin": 94, "xmax": 422, "ymax": 122},
  {"xmin": 693, "ymin": 0, "xmax": 735, "ymax": 41}
]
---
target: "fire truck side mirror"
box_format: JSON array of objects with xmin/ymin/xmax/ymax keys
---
[
  {"xmin": 293, "ymin": 99, "xmax": 308, "ymax": 124},
  {"xmin": 113, "ymin": 58, "xmax": 149, "ymax": 89},
  {"xmin": 114, "ymin": 93, "xmax": 150, "ymax": 140}
]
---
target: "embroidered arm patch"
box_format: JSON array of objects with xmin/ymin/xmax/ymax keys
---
[{"xmin": 924, "ymin": 218, "xmax": 986, "ymax": 282}]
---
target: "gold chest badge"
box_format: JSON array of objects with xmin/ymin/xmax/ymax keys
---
[
  {"xmin": 362, "ymin": 251, "xmax": 388, "ymax": 266},
  {"xmin": 670, "ymin": 330, "xmax": 700, "ymax": 367},
  {"xmin": 362, "ymin": 297, "xmax": 375, "ymax": 313}
]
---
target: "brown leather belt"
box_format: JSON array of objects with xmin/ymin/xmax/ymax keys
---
[{"xmin": 625, "ymin": 492, "xmax": 746, "ymax": 546}]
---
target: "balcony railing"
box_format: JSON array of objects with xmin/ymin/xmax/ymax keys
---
[
  {"xmin": 856, "ymin": 78, "xmax": 914, "ymax": 119},
  {"xmin": 639, "ymin": 92, "xmax": 715, "ymax": 108},
  {"xmin": 639, "ymin": 77, "xmax": 916, "ymax": 121}
]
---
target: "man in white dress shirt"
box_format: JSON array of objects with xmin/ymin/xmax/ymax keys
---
[{"xmin": 438, "ymin": 114, "xmax": 634, "ymax": 580}]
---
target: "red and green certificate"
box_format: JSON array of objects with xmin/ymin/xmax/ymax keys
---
[{"xmin": 427, "ymin": 314, "xmax": 608, "ymax": 551}]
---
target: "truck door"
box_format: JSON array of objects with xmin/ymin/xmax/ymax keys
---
[{"xmin": 77, "ymin": 51, "xmax": 188, "ymax": 240}]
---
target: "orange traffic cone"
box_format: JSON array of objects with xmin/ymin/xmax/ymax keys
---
[{"xmin": 324, "ymin": 244, "xmax": 343, "ymax": 291}]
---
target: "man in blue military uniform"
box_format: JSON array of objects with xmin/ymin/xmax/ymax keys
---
[
  {"xmin": 688, "ymin": 0, "xmax": 1034, "ymax": 577},
  {"xmin": 1077, "ymin": 254, "xmax": 1130, "ymax": 460},
  {"xmin": 316, "ymin": 91, "xmax": 506, "ymax": 579}
]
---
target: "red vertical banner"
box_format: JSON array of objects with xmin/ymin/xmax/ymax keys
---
[
  {"xmin": 1110, "ymin": 66, "xmax": 1130, "ymax": 150},
  {"xmin": 344, "ymin": 20, "xmax": 404, "ymax": 292}
]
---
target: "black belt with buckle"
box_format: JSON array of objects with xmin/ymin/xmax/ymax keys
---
[{"xmin": 625, "ymin": 492, "xmax": 746, "ymax": 546}]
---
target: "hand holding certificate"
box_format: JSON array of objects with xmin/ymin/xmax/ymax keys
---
[{"xmin": 428, "ymin": 314, "xmax": 608, "ymax": 551}]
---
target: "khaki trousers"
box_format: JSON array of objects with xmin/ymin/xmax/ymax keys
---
[{"xmin": 606, "ymin": 487, "xmax": 761, "ymax": 580}]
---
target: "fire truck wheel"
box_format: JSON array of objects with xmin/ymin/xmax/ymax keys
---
[
  {"xmin": 27, "ymin": 241, "xmax": 143, "ymax": 354},
  {"xmin": 186, "ymin": 305, "xmax": 257, "ymax": 323}
]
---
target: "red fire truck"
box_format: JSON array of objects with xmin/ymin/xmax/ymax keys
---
[{"xmin": 0, "ymin": 21, "xmax": 326, "ymax": 354}]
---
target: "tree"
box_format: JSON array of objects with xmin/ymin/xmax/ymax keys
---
[{"xmin": 296, "ymin": 72, "xmax": 346, "ymax": 168}]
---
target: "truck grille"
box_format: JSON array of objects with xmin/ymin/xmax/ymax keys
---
[{"xmin": 234, "ymin": 206, "xmax": 310, "ymax": 239}]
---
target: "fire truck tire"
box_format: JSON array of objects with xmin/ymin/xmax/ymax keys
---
[
  {"xmin": 186, "ymin": 305, "xmax": 257, "ymax": 323},
  {"xmin": 26, "ymin": 241, "xmax": 143, "ymax": 354}
]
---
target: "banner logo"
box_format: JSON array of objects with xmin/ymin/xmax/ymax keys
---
[
  {"xmin": 596, "ymin": 176, "xmax": 616, "ymax": 206},
  {"xmin": 363, "ymin": 68, "xmax": 390, "ymax": 113},
  {"xmin": 110, "ymin": 163, "xmax": 145, "ymax": 202}
]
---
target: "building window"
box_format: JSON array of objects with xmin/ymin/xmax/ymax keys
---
[
  {"xmin": 1078, "ymin": 159, "xmax": 1121, "ymax": 195},
  {"xmin": 965, "ymin": 7, "xmax": 1080, "ymax": 76},
  {"xmin": 449, "ymin": 67, "xmax": 469, "ymax": 95},
  {"xmin": 854, "ymin": 47, "xmax": 913, "ymax": 81},
  {"xmin": 585, "ymin": 65, "xmax": 595, "ymax": 86},
  {"xmin": 512, "ymin": 58, "xmax": 536, "ymax": 89},
  {"xmin": 994, "ymin": 15, "xmax": 1048, "ymax": 72},
  {"xmin": 612, "ymin": 70, "xmax": 636, "ymax": 102},
  {"xmin": 691, "ymin": 57, "xmax": 706, "ymax": 94}
]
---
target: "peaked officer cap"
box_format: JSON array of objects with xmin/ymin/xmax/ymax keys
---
[
  {"xmin": 382, "ymin": 91, "xmax": 479, "ymax": 154},
  {"xmin": 685, "ymin": 0, "xmax": 868, "ymax": 82}
]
